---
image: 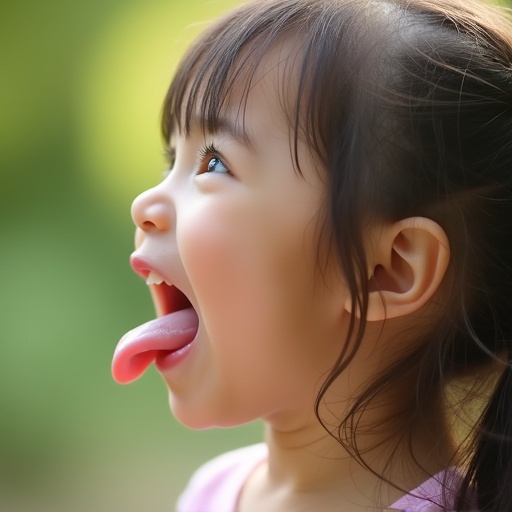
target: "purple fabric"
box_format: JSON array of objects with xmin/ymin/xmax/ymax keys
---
[
  {"xmin": 177, "ymin": 444, "xmax": 267, "ymax": 512},
  {"xmin": 176, "ymin": 444, "xmax": 476, "ymax": 512}
]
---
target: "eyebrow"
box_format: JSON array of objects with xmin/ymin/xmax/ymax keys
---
[{"xmin": 189, "ymin": 115, "xmax": 252, "ymax": 147}]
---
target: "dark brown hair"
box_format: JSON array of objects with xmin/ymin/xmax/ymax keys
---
[{"xmin": 161, "ymin": 0, "xmax": 512, "ymax": 509}]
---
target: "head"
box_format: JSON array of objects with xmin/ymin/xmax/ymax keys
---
[{"xmin": 155, "ymin": 0, "xmax": 512, "ymax": 508}]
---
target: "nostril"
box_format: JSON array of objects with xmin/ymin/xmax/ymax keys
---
[
  {"xmin": 132, "ymin": 192, "xmax": 173, "ymax": 233},
  {"xmin": 142, "ymin": 220, "xmax": 156, "ymax": 230}
]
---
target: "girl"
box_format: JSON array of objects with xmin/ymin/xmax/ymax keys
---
[{"xmin": 111, "ymin": 0, "xmax": 512, "ymax": 510}]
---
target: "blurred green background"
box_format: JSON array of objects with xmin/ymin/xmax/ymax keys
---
[
  {"xmin": 2, "ymin": 0, "xmax": 511, "ymax": 511},
  {"xmin": 0, "ymin": 1, "xmax": 261, "ymax": 511}
]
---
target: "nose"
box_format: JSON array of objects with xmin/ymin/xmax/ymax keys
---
[{"xmin": 131, "ymin": 186, "xmax": 174, "ymax": 234}]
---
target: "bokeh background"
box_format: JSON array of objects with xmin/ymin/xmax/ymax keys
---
[
  {"xmin": 2, "ymin": 0, "xmax": 512, "ymax": 511},
  {"xmin": 0, "ymin": 1, "xmax": 262, "ymax": 511}
]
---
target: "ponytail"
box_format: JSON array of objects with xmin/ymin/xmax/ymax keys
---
[{"xmin": 458, "ymin": 361, "xmax": 512, "ymax": 511}]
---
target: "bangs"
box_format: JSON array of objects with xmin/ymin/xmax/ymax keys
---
[
  {"xmin": 161, "ymin": 0, "xmax": 310, "ymax": 146},
  {"xmin": 160, "ymin": 0, "xmax": 392, "ymax": 178},
  {"xmin": 159, "ymin": 0, "xmax": 379, "ymax": 169}
]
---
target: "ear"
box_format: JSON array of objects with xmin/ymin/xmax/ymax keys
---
[{"xmin": 345, "ymin": 218, "xmax": 450, "ymax": 321}]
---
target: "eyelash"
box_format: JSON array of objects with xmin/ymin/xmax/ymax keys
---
[
  {"xmin": 197, "ymin": 143, "xmax": 232, "ymax": 177},
  {"xmin": 161, "ymin": 143, "xmax": 233, "ymax": 179}
]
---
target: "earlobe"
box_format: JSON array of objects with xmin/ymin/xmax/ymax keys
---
[{"xmin": 346, "ymin": 218, "xmax": 450, "ymax": 321}]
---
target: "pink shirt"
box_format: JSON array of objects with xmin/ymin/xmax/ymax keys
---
[{"xmin": 177, "ymin": 444, "xmax": 475, "ymax": 512}]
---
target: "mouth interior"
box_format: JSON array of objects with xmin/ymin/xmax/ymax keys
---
[{"xmin": 152, "ymin": 283, "xmax": 192, "ymax": 317}]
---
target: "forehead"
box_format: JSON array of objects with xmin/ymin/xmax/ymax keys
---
[
  {"xmin": 171, "ymin": 39, "xmax": 322, "ymax": 182},
  {"xmin": 166, "ymin": 32, "xmax": 305, "ymax": 145},
  {"xmin": 220, "ymin": 41, "xmax": 302, "ymax": 136}
]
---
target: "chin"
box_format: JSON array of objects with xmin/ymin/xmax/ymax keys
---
[
  {"xmin": 168, "ymin": 393, "xmax": 258, "ymax": 430},
  {"xmin": 167, "ymin": 393, "xmax": 218, "ymax": 430}
]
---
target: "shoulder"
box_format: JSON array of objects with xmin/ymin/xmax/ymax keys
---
[
  {"xmin": 176, "ymin": 443, "xmax": 268, "ymax": 512},
  {"xmin": 389, "ymin": 468, "xmax": 478, "ymax": 512}
]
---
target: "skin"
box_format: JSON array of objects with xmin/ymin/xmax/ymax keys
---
[{"xmin": 131, "ymin": 44, "xmax": 454, "ymax": 511}]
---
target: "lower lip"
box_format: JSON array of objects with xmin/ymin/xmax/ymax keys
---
[{"xmin": 155, "ymin": 340, "xmax": 194, "ymax": 373}]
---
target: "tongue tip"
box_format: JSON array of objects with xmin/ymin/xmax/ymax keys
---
[
  {"xmin": 111, "ymin": 350, "xmax": 157, "ymax": 385},
  {"xmin": 111, "ymin": 367, "xmax": 137, "ymax": 385},
  {"xmin": 111, "ymin": 308, "xmax": 199, "ymax": 385},
  {"xmin": 111, "ymin": 364, "xmax": 141, "ymax": 385}
]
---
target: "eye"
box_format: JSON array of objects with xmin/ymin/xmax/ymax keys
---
[
  {"xmin": 205, "ymin": 156, "xmax": 229, "ymax": 174},
  {"xmin": 197, "ymin": 143, "xmax": 232, "ymax": 176}
]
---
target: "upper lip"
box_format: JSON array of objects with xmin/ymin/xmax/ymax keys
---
[{"xmin": 130, "ymin": 253, "xmax": 168, "ymax": 282}]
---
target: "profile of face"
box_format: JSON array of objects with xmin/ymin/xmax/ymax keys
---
[{"xmin": 114, "ymin": 45, "xmax": 351, "ymax": 430}]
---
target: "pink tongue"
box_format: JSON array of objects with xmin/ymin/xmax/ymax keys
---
[{"xmin": 112, "ymin": 308, "xmax": 198, "ymax": 384}]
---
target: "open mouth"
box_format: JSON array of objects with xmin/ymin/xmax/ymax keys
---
[
  {"xmin": 151, "ymin": 281, "xmax": 193, "ymax": 318},
  {"xmin": 112, "ymin": 270, "xmax": 199, "ymax": 384}
]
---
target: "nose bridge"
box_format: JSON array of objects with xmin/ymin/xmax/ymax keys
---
[{"xmin": 131, "ymin": 182, "xmax": 174, "ymax": 233}]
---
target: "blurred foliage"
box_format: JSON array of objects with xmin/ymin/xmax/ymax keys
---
[
  {"xmin": 1, "ymin": 0, "xmax": 511, "ymax": 511},
  {"xmin": 0, "ymin": 1, "xmax": 260, "ymax": 511}
]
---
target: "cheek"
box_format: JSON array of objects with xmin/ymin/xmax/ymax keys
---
[
  {"xmin": 178, "ymin": 191, "xmax": 337, "ymax": 362},
  {"xmin": 179, "ymin": 195, "xmax": 277, "ymax": 325}
]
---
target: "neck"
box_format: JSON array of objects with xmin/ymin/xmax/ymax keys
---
[
  {"xmin": 264, "ymin": 419, "xmax": 351, "ymax": 489},
  {"xmin": 240, "ymin": 388, "xmax": 454, "ymax": 512}
]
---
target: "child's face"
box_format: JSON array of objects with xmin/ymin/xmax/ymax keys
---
[{"xmin": 129, "ymin": 48, "xmax": 350, "ymax": 429}]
